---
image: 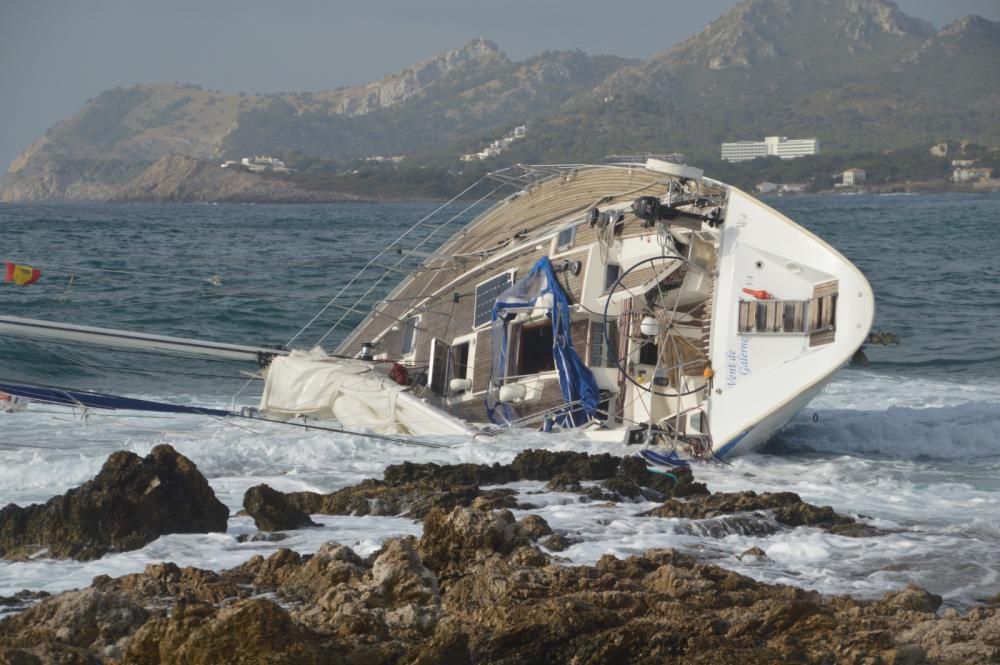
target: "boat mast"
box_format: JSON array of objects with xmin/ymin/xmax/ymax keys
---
[{"xmin": 0, "ymin": 315, "xmax": 287, "ymax": 364}]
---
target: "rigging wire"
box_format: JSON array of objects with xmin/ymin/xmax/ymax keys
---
[
  {"xmin": 0, "ymin": 380, "xmax": 456, "ymax": 449},
  {"xmin": 313, "ymin": 181, "xmax": 508, "ymax": 348},
  {"xmin": 283, "ymin": 175, "xmax": 495, "ymax": 349}
]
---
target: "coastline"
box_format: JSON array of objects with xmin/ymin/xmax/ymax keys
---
[{"xmin": 3, "ymin": 447, "xmax": 999, "ymax": 663}]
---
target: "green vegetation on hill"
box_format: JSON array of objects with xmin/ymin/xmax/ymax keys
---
[{"xmin": 67, "ymin": 87, "xmax": 150, "ymax": 148}]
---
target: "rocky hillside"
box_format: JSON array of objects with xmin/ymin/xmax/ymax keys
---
[
  {"xmin": 1, "ymin": 154, "xmax": 358, "ymax": 203},
  {"xmin": 512, "ymin": 0, "xmax": 1000, "ymax": 162},
  {"xmin": 3, "ymin": 0, "xmax": 999, "ymax": 201}
]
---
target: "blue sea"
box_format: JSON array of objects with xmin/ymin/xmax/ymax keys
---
[{"xmin": 1, "ymin": 193, "xmax": 999, "ymax": 608}]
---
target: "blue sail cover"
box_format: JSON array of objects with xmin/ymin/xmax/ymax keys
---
[{"xmin": 486, "ymin": 257, "xmax": 601, "ymax": 427}]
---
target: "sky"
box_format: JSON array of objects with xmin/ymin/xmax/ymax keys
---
[{"xmin": 2, "ymin": 0, "xmax": 998, "ymax": 170}]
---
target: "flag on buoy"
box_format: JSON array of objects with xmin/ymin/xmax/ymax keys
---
[{"xmin": 4, "ymin": 262, "xmax": 41, "ymax": 286}]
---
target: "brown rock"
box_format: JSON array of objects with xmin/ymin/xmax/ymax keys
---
[
  {"xmin": 124, "ymin": 598, "xmax": 337, "ymax": 664},
  {"xmin": 540, "ymin": 533, "xmax": 579, "ymax": 552},
  {"xmin": 517, "ymin": 515, "xmax": 554, "ymax": 540},
  {"xmin": 0, "ymin": 587, "xmax": 148, "ymax": 653},
  {"xmin": 243, "ymin": 483, "xmax": 319, "ymax": 531},
  {"xmin": 0, "ymin": 445, "xmax": 228, "ymax": 560},
  {"xmin": 92, "ymin": 562, "xmax": 244, "ymax": 605},
  {"xmin": 737, "ymin": 546, "xmax": 768, "ymax": 561},
  {"xmin": 418, "ymin": 507, "xmax": 529, "ymax": 577},
  {"xmin": 878, "ymin": 584, "xmax": 943, "ymax": 614},
  {"xmin": 642, "ymin": 490, "xmax": 878, "ymax": 537}
]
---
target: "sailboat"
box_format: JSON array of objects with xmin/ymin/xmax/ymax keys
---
[{"xmin": 0, "ymin": 160, "xmax": 874, "ymax": 464}]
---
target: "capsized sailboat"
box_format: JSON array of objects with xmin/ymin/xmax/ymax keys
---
[{"xmin": 0, "ymin": 160, "xmax": 874, "ymax": 463}]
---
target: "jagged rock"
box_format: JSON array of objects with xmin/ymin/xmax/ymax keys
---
[
  {"xmin": 236, "ymin": 531, "xmax": 288, "ymax": 543},
  {"xmin": 258, "ymin": 544, "xmax": 367, "ymax": 602},
  {"xmin": 264, "ymin": 450, "xmax": 708, "ymax": 528},
  {"xmin": 0, "ymin": 588, "xmax": 149, "ymax": 656},
  {"xmin": 4, "ymin": 502, "xmax": 1000, "ymax": 664},
  {"xmin": 517, "ymin": 515, "xmax": 553, "ymax": 540},
  {"xmin": 0, "ymin": 590, "xmax": 49, "ymax": 610},
  {"xmin": 545, "ymin": 456, "xmax": 707, "ymax": 504},
  {"xmin": 243, "ymin": 484, "xmax": 319, "ymax": 531},
  {"xmin": 737, "ymin": 546, "xmax": 769, "ymax": 561},
  {"xmin": 92, "ymin": 562, "xmax": 244, "ymax": 605},
  {"xmin": 124, "ymin": 598, "xmax": 336, "ymax": 665},
  {"xmin": 877, "ymin": 584, "xmax": 943, "ymax": 615},
  {"xmin": 282, "ymin": 481, "xmax": 494, "ymax": 519},
  {"xmin": 264, "ymin": 451, "xmax": 706, "ymax": 524},
  {"xmin": 382, "ymin": 460, "xmax": 514, "ymax": 486},
  {"xmin": 370, "ymin": 537, "xmax": 440, "ymax": 634},
  {"xmin": 0, "ymin": 445, "xmax": 229, "ymax": 560},
  {"xmin": 642, "ymin": 490, "xmax": 879, "ymax": 536},
  {"xmin": 541, "ymin": 533, "xmax": 579, "ymax": 552},
  {"xmin": 544, "ymin": 473, "xmax": 583, "ymax": 493},
  {"xmin": 418, "ymin": 507, "xmax": 530, "ymax": 577}
]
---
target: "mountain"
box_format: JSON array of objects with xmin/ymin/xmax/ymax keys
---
[
  {"xmin": 511, "ymin": 0, "xmax": 1000, "ymax": 162},
  {"xmin": 4, "ymin": 39, "xmax": 631, "ymax": 196},
  {"xmin": 4, "ymin": 0, "xmax": 999, "ymax": 201}
]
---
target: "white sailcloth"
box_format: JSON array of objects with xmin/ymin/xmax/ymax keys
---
[{"xmin": 259, "ymin": 349, "xmax": 471, "ymax": 436}]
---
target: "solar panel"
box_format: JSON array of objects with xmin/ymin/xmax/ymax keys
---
[{"xmin": 474, "ymin": 272, "xmax": 513, "ymax": 328}]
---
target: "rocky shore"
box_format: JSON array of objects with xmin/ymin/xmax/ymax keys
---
[
  {"xmin": 0, "ymin": 154, "xmax": 360, "ymax": 204},
  {"xmin": 1, "ymin": 446, "xmax": 998, "ymax": 664}
]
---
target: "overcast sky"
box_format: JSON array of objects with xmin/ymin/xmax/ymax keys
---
[{"xmin": 2, "ymin": 0, "xmax": 998, "ymax": 170}]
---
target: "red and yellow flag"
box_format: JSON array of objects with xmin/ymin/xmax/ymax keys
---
[{"xmin": 4, "ymin": 262, "xmax": 41, "ymax": 286}]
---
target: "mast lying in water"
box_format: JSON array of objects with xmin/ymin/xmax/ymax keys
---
[{"xmin": 0, "ymin": 315, "xmax": 288, "ymax": 364}]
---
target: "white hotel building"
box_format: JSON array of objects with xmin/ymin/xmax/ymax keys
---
[{"xmin": 721, "ymin": 136, "xmax": 820, "ymax": 163}]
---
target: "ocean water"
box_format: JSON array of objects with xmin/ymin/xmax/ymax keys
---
[{"xmin": 1, "ymin": 193, "xmax": 999, "ymax": 609}]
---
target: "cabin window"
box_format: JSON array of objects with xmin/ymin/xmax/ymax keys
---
[
  {"xmin": 589, "ymin": 320, "xmax": 619, "ymax": 368},
  {"xmin": 429, "ymin": 339, "xmax": 471, "ymax": 396},
  {"xmin": 737, "ymin": 292, "xmax": 838, "ymax": 340},
  {"xmin": 510, "ymin": 323, "xmax": 555, "ymax": 376},
  {"xmin": 473, "ymin": 271, "xmax": 514, "ymax": 328},
  {"xmin": 400, "ymin": 316, "xmax": 419, "ymax": 355},
  {"xmin": 556, "ymin": 225, "xmax": 576, "ymax": 252},
  {"xmin": 451, "ymin": 341, "xmax": 470, "ymax": 380},
  {"xmin": 429, "ymin": 338, "xmax": 450, "ymax": 396},
  {"xmin": 604, "ymin": 264, "xmax": 622, "ymax": 292}
]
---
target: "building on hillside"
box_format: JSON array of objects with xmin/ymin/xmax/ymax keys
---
[
  {"xmin": 929, "ymin": 142, "xmax": 949, "ymax": 157},
  {"xmin": 951, "ymin": 159, "xmax": 975, "ymax": 168},
  {"xmin": 721, "ymin": 136, "xmax": 820, "ymax": 163},
  {"xmin": 954, "ymin": 166, "xmax": 993, "ymax": 183},
  {"xmin": 461, "ymin": 124, "xmax": 527, "ymax": 161},
  {"xmin": 222, "ymin": 155, "xmax": 291, "ymax": 173},
  {"xmin": 842, "ymin": 168, "xmax": 867, "ymax": 186},
  {"xmin": 755, "ymin": 182, "xmax": 807, "ymax": 194}
]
